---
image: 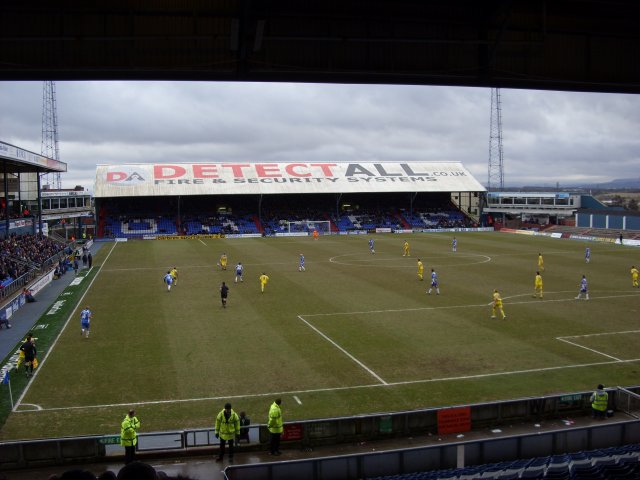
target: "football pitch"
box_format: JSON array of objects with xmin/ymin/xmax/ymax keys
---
[{"xmin": 2, "ymin": 231, "xmax": 640, "ymax": 440}]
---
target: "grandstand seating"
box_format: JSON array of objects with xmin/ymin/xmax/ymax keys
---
[
  {"xmin": 103, "ymin": 216, "xmax": 177, "ymax": 237},
  {"xmin": 100, "ymin": 206, "xmax": 475, "ymax": 238},
  {"xmin": 366, "ymin": 444, "xmax": 640, "ymax": 480}
]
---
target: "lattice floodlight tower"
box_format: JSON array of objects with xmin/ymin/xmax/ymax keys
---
[
  {"xmin": 487, "ymin": 88, "xmax": 504, "ymax": 190},
  {"xmin": 41, "ymin": 81, "xmax": 61, "ymax": 189}
]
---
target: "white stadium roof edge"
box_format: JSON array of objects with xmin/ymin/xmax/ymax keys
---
[{"xmin": 94, "ymin": 162, "xmax": 486, "ymax": 198}]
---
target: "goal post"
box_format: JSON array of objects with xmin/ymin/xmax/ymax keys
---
[{"xmin": 286, "ymin": 220, "xmax": 331, "ymax": 235}]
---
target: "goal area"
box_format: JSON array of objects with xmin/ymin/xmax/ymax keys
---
[{"xmin": 286, "ymin": 220, "xmax": 331, "ymax": 234}]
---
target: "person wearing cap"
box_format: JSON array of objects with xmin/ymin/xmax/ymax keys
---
[
  {"xmin": 590, "ymin": 384, "xmax": 608, "ymax": 419},
  {"xmin": 120, "ymin": 409, "xmax": 141, "ymax": 464},
  {"xmin": 215, "ymin": 402, "xmax": 240, "ymax": 462}
]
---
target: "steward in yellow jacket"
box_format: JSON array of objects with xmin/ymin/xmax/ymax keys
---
[
  {"xmin": 268, "ymin": 398, "xmax": 283, "ymax": 455},
  {"xmin": 215, "ymin": 403, "xmax": 240, "ymax": 462},
  {"xmin": 120, "ymin": 410, "xmax": 141, "ymax": 464}
]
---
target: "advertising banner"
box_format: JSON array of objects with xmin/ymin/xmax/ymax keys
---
[
  {"xmin": 437, "ymin": 406, "xmax": 471, "ymax": 435},
  {"xmin": 95, "ymin": 162, "xmax": 486, "ymax": 197}
]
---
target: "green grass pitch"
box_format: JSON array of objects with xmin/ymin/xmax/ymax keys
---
[{"xmin": 2, "ymin": 232, "xmax": 640, "ymax": 440}]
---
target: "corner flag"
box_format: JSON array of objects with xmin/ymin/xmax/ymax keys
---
[{"xmin": 1, "ymin": 370, "xmax": 8, "ymax": 385}]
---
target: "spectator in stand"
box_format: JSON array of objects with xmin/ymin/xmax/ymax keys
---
[
  {"xmin": 238, "ymin": 411, "xmax": 251, "ymax": 443},
  {"xmin": 0, "ymin": 234, "xmax": 66, "ymax": 285},
  {"xmin": 23, "ymin": 288, "xmax": 36, "ymax": 302}
]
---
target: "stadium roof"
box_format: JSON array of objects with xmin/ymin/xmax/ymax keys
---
[
  {"xmin": 1, "ymin": 1, "xmax": 639, "ymax": 94},
  {"xmin": 94, "ymin": 161, "xmax": 485, "ymax": 197},
  {"xmin": 0, "ymin": 141, "xmax": 67, "ymax": 174}
]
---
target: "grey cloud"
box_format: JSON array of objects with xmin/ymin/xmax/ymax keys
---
[{"xmin": 1, "ymin": 81, "xmax": 639, "ymax": 189}]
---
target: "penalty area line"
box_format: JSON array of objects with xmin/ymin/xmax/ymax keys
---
[
  {"xmin": 560, "ymin": 329, "xmax": 640, "ymax": 339},
  {"xmin": 301, "ymin": 291, "xmax": 640, "ymax": 318},
  {"xmin": 556, "ymin": 337, "xmax": 622, "ymax": 362},
  {"xmin": 297, "ymin": 315, "xmax": 388, "ymax": 385},
  {"xmin": 556, "ymin": 328, "xmax": 640, "ymax": 362}
]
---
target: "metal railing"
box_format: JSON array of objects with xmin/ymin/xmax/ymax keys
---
[
  {"xmin": 0, "ymin": 270, "xmax": 37, "ymax": 300},
  {"xmin": 616, "ymin": 387, "xmax": 640, "ymax": 419},
  {"xmin": 0, "ymin": 387, "xmax": 625, "ymax": 471},
  {"xmin": 0, "ymin": 240, "xmax": 69, "ymax": 303},
  {"xmin": 223, "ymin": 420, "xmax": 640, "ymax": 480}
]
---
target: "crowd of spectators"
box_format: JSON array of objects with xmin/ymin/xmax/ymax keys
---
[
  {"xmin": 43, "ymin": 461, "xmax": 198, "ymax": 479},
  {"xmin": 0, "ymin": 233, "xmax": 66, "ymax": 284}
]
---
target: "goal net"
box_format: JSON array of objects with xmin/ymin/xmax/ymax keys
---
[{"xmin": 286, "ymin": 220, "xmax": 331, "ymax": 234}]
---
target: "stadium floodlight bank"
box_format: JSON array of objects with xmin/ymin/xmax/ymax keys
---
[{"xmin": 287, "ymin": 220, "xmax": 331, "ymax": 234}]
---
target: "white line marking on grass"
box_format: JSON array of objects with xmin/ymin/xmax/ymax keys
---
[
  {"xmin": 102, "ymin": 261, "xmax": 304, "ymax": 272},
  {"xmin": 487, "ymin": 250, "xmax": 569, "ymax": 257},
  {"xmin": 555, "ymin": 329, "xmax": 640, "ymax": 362},
  {"xmin": 560, "ymin": 330, "xmax": 640, "ymax": 339},
  {"xmin": 198, "ymin": 239, "xmax": 207, "ymax": 246},
  {"xmin": 293, "ymin": 395, "xmax": 302, "ymax": 405},
  {"xmin": 390, "ymin": 358, "xmax": 640, "ymax": 386},
  {"xmin": 555, "ymin": 337, "xmax": 622, "ymax": 361},
  {"xmin": 13, "ymin": 241, "xmax": 120, "ymax": 412},
  {"xmin": 506, "ymin": 292, "xmax": 639, "ymax": 305},
  {"xmin": 17, "ymin": 404, "xmax": 42, "ymax": 411},
  {"xmin": 301, "ymin": 291, "xmax": 640, "ymax": 318},
  {"xmin": 23, "ymin": 358, "xmax": 640, "ymax": 413},
  {"xmin": 328, "ymin": 252, "xmax": 492, "ymax": 268},
  {"xmin": 296, "ymin": 315, "xmax": 388, "ymax": 385}
]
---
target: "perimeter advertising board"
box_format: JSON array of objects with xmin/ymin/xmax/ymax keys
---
[{"xmin": 95, "ymin": 162, "xmax": 485, "ymax": 197}]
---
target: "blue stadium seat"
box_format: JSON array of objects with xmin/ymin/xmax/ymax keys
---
[{"xmin": 519, "ymin": 468, "xmax": 545, "ymax": 479}]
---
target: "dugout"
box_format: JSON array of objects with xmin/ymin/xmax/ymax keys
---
[{"xmin": 94, "ymin": 161, "xmax": 485, "ymax": 236}]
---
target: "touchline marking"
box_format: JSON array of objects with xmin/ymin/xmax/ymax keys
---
[
  {"xmin": 293, "ymin": 395, "xmax": 302, "ymax": 405},
  {"xmin": 198, "ymin": 239, "xmax": 207, "ymax": 246},
  {"xmin": 14, "ymin": 241, "xmax": 120, "ymax": 412},
  {"xmin": 296, "ymin": 315, "xmax": 388, "ymax": 385},
  {"xmin": 556, "ymin": 337, "xmax": 622, "ymax": 361},
  {"xmin": 20, "ymin": 358, "xmax": 640, "ymax": 413}
]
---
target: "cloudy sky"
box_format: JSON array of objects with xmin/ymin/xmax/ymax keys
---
[{"xmin": 0, "ymin": 81, "xmax": 638, "ymax": 192}]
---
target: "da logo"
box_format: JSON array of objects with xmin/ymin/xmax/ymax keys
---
[{"xmin": 106, "ymin": 167, "xmax": 146, "ymax": 186}]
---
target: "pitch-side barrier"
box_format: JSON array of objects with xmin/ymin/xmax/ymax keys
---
[{"xmin": 2, "ymin": 386, "xmax": 639, "ymax": 472}]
